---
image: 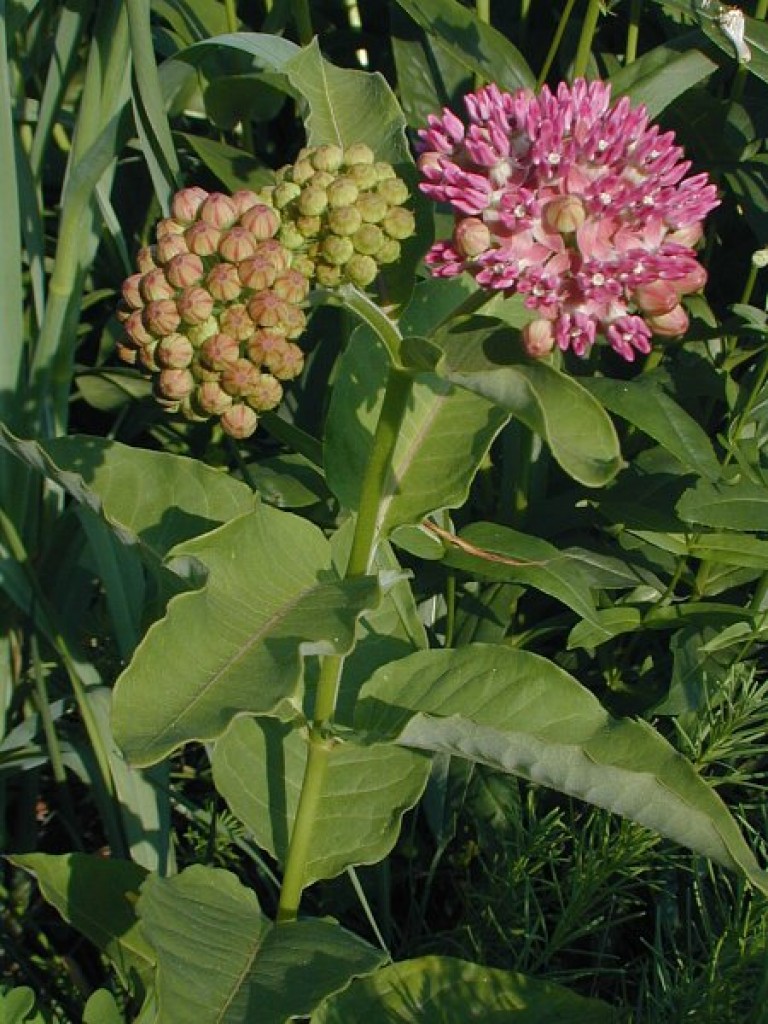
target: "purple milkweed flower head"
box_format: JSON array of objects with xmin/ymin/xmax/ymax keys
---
[{"xmin": 418, "ymin": 79, "xmax": 719, "ymax": 362}]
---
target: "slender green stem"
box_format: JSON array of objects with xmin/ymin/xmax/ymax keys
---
[
  {"xmin": 445, "ymin": 571, "xmax": 457, "ymax": 648},
  {"xmin": 476, "ymin": 0, "xmax": 490, "ymax": 23},
  {"xmin": 757, "ymin": 0, "xmax": 768, "ymax": 20},
  {"xmin": 224, "ymin": 0, "xmax": 238, "ymax": 32},
  {"xmin": 276, "ymin": 363, "xmax": 414, "ymax": 922},
  {"xmin": 537, "ymin": 0, "xmax": 578, "ymax": 87},
  {"xmin": 625, "ymin": 0, "xmax": 642, "ymax": 64},
  {"xmin": 291, "ymin": 0, "xmax": 313, "ymax": 44},
  {"xmin": 572, "ymin": 0, "xmax": 603, "ymax": 80}
]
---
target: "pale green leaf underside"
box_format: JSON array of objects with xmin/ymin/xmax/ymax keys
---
[
  {"xmin": 313, "ymin": 955, "xmax": 618, "ymax": 1023},
  {"xmin": 355, "ymin": 645, "xmax": 768, "ymax": 893},
  {"xmin": 112, "ymin": 504, "xmax": 378, "ymax": 766},
  {"xmin": 138, "ymin": 866, "xmax": 385, "ymax": 1024},
  {"xmin": 213, "ymin": 717, "xmax": 430, "ymax": 885}
]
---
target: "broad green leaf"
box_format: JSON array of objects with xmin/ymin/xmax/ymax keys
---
[
  {"xmin": 75, "ymin": 368, "xmax": 152, "ymax": 411},
  {"xmin": 325, "ymin": 332, "xmax": 508, "ymax": 532},
  {"xmin": 83, "ymin": 990, "xmax": 125, "ymax": 1024},
  {"xmin": 688, "ymin": 532, "xmax": 768, "ymax": 568},
  {"xmin": 0, "ymin": 430, "xmax": 255, "ymax": 560},
  {"xmin": 609, "ymin": 36, "xmax": 718, "ymax": 117},
  {"xmin": 390, "ymin": 9, "xmax": 471, "ymax": 128},
  {"xmin": 313, "ymin": 956, "xmax": 618, "ymax": 1023},
  {"xmin": 568, "ymin": 608, "xmax": 642, "ymax": 649},
  {"xmin": 0, "ymin": 987, "xmax": 46, "ymax": 1024},
  {"xmin": 112, "ymin": 504, "xmax": 379, "ymax": 766},
  {"xmin": 677, "ymin": 477, "xmax": 768, "ymax": 530},
  {"xmin": 724, "ymin": 156, "xmax": 768, "ymax": 243},
  {"xmin": 584, "ymin": 377, "xmax": 721, "ymax": 481},
  {"xmin": 393, "ymin": 0, "xmax": 534, "ymax": 92},
  {"xmin": 355, "ymin": 645, "xmax": 768, "ymax": 893},
  {"xmin": 437, "ymin": 328, "xmax": 622, "ymax": 487},
  {"xmin": 10, "ymin": 854, "xmax": 153, "ymax": 991},
  {"xmin": 212, "ymin": 717, "xmax": 430, "ymax": 885},
  {"xmin": 176, "ymin": 132, "xmax": 274, "ymax": 192},
  {"xmin": 138, "ymin": 865, "xmax": 386, "ymax": 1024},
  {"xmin": 437, "ymin": 522, "xmax": 604, "ymax": 629}
]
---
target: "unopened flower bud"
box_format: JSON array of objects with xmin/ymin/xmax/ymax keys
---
[
  {"xmin": 157, "ymin": 367, "xmax": 195, "ymax": 400},
  {"xmin": 298, "ymin": 186, "xmax": 328, "ymax": 217},
  {"xmin": 239, "ymin": 257, "xmax": 277, "ymax": 292},
  {"xmin": 522, "ymin": 319, "xmax": 556, "ymax": 358},
  {"xmin": 279, "ymin": 224, "xmax": 306, "ymax": 250},
  {"xmin": 171, "ymin": 187, "xmax": 208, "ymax": 223},
  {"xmin": 215, "ymin": 226, "xmax": 254, "ymax": 263},
  {"xmin": 139, "ymin": 344, "xmax": 161, "ymax": 372},
  {"xmin": 240, "ymin": 204, "xmax": 281, "ymax": 241},
  {"xmin": 633, "ymin": 280, "xmax": 680, "ymax": 316},
  {"xmin": 144, "ymin": 299, "xmax": 181, "ymax": 337},
  {"xmin": 673, "ymin": 263, "xmax": 708, "ymax": 296},
  {"xmin": 156, "ymin": 233, "xmax": 189, "ymax": 263},
  {"xmin": 116, "ymin": 342, "xmax": 139, "ymax": 365},
  {"xmin": 200, "ymin": 332, "xmax": 240, "ymax": 370},
  {"xmin": 280, "ymin": 304, "xmax": 307, "ymax": 339},
  {"xmin": 292, "ymin": 254, "xmax": 316, "ymax": 279},
  {"xmin": 156, "ymin": 333, "xmax": 195, "ymax": 369},
  {"xmin": 311, "ymin": 145, "xmax": 344, "ymax": 173},
  {"xmin": 348, "ymin": 163, "xmax": 378, "ymax": 190},
  {"xmin": 666, "ymin": 222, "xmax": 704, "ymax": 247},
  {"xmin": 255, "ymin": 240, "xmax": 291, "ymax": 273},
  {"xmin": 185, "ymin": 222, "xmax": 222, "ymax": 257},
  {"xmin": 156, "ymin": 218, "xmax": 186, "ymax": 239},
  {"xmin": 140, "ymin": 269, "xmax": 176, "ymax": 302},
  {"xmin": 220, "ymin": 403, "xmax": 259, "ymax": 439},
  {"xmin": 246, "ymin": 373, "xmax": 284, "ymax": 410},
  {"xmin": 177, "ymin": 286, "xmax": 215, "ymax": 326},
  {"xmin": 136, "ymin": 246, "xmax": 158, "ymax": 273},
  {"xmin": 376, "ymin": 162, "xmax": 397, "ymax": 182},
  {"xmin": 328, "ymin": 206, "xmax": 363, "ymax": 236},
  {"xmin": 271, "ymin": 342, "xmax": 304, "ymax": 380},
  {"xmin": 122, "ymin": 274, "xmax": 144, "ymax": 309},
  {"xmin": 297, "ymin": 215, "xmax": 322, "ymax": 239},
  {"xmin": 199, "ymin": 193, "xmax": 238, "ymax": 229},
  {"xmin": 290, "ymin": 158, "xmax": 316, "ymax": 186},
  {"xmin": 186, "ymin": 316, "xmax": 219, "ymax": 348},
  {"xmin": 165, "ymin": 252, "xmax": 205, "ymax": 289},
  {"xmin": 454, "ymin": 217, "xmax": 491, "ymax": 258},
  {"xmin": 316, "ymin": 263, "xmax": 343, "ymax": 287},
  {"xmin": 344, "ymin": 143, "xmax": 375, "ymax": 166},
  {"xmin": 327, "ymin": 178, "xmax": 359, "ymax": 209},
  {"xmin": 247, "ymin": 291, "xmax": 291, "ymax": 328},
  {"xmin": 230, "ymin": 190, "xmax": 261, "ymax": 217},
  {"xmin": 206, "ymin": 263, "xmax": 242, "ymax": 302},
  {"xmin": 543, "ymin": 195, "xmax": 587, "ymax": 234},
  {"xmin": 274, "ymin": 182, "xmax": 302, "ymax": 209},
  {"xmin": 220, "ymin": 304, "xmax": 256, "ymax": 341},
  {"xmin": 376, "ymin": 177, "xmax": 409, "ymax": 206},
  {"xmin": 344, "ymin": 253, "xmax": 378, "ymax": 287},
  {"xmin": 356, "ymin": 193, "xmax": 388, "ymax": 223},
  {"xmin": 273, "ymin": 269, "xmax": 310, "ymax": 304},
  {"xmin": 382, "ymin": 207, "xmax": 416, "ymax": 240},
  {"xmin": 352, "ymin": 224, "xmax": 385, "ymax": 256},
  {"xmin": 124, "ymin": 309, "xmax": 154, "ymax": 346},
  {"xmin": 321, "ymin": 234, "xmax": 354, "ymax": 265},
  {"xmin": 376, "ymin": 239, "xmax": 401, "ymax": 264},
  {"xmin": 195, "ymin": 381, "xmax": 233, "ymax": 416},
  {"xmin": 221, "ymin": 358, "xmax": 260, "ymax": 397},
  {"xmin": 191, "ymin": 356, "xmax": 219, "ymax": 382},
  {"xmin": 646, "ymin": 304, "xmax": 689, "ymax": 337},
  {"xmin": 753, "ymin": 248, "xmax": 768, "ymax": 269}
]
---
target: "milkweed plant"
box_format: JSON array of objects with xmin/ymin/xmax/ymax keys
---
[{"xmin": 3, "ymin": 1, "xmax": 768, "ymax": 1021}]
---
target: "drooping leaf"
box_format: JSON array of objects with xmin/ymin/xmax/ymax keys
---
[
  {"xmin": 609, "ymin": 36, "xmax": 718, "ymax": 117},
  {"xmin": 325, "ymin": 331, "xmax": 508, "ymax": 532},
  {"xmin": 583, "ymin": 376, "xmax": 721, "ymax": 481},
  {"xmin": 212, "ymin": 717, "xmax": 430, "ymax": 885},
  {"xmin": 112, "ymin": 504, "xmax": 379, "ymax": 766},
  {"xmin": 10, "ymin": 853, "xmax": 153, "ymax": 992},
  {"xmin": 436, "ymin": 327, "xmax": 622, "ymax": 487},
  {"xmin": 313, "ymin": 956, "xmax": 618, "ymax": 1023},
  {"xmin": 0, "ymin": 429, "xmax": 255, "ymax": 560},
  {"xmin": 393, "ymin": 0, "xmax": 535, "ymax": 93},
  {"xmin": 677, "ymin": 477, "xmax": 768, "ymax": 530},
  {"xmin": 138, "ymin": 865, "xmax": 386, "ymax": 1024},
  {"xmin": 354, "ymin": 645, "xmax": 768, "ymax": 893}
]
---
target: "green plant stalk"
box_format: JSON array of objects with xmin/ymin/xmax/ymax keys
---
[
  {"xmin": 291, "ymin": 0, "xmax": 313, "ymax": 45},
  {"xmin": 757, "ymin": 0, "xmax": 768, "ymax": 20},
  {"xmin": 224, "ymin": 0, "xmax": 238, "ymax": 32},
  {"xmin": 276, "ymin": 363, "xmax": 414, "ymax": 923},
  {"xmin": 572, "ymin": 0, "xmax": 603, "ymax": 80},
  {"xmin": 625, "ymin": 0, "xmax": 642, "ymax": 64},
  {"xmin": 537, "ymin": 0, "xmax": 578, "ymax": 87}
]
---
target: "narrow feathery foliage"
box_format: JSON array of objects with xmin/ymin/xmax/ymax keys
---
[
  {"xmin": 418, "ymin": 79, "xmax": 719, "ymax": 361},
  {"xmin": 116, "ymin": 146, "xmax": 415, "ymax": 438}
]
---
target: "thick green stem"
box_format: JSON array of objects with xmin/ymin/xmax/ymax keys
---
[
  {"xmin": 292, "ymin": 0, "xmax": 313, "ymax": 44},
  {"xmin": 537, "ymin": 0, "xmax": 578, "ymax": 87},
  {"xmin": 572, "ymin": 0, "xmax": 603, "ymax": 80},
  {"xmin": 757, "ymin": 0, "xmax": 768, "ymax": 20},
  {"xmin": 276, "ymin": 363, "xmax": 414, "ymax": 922},
  {"xmin": 224, "ymin": 0, "xmax": 238, "ymax": 32}
]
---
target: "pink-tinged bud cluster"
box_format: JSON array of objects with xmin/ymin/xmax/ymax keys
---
[
  {"xmin": 117, "ymin": 188, "xmax": 309, "ymax": 438},
  {"xmin": 418, "ymin": 80, "xmax": 719, "ymax": 362},
  {"xmin": 269, "ymin": 143, "xmax": 415, "ymax": 289}
]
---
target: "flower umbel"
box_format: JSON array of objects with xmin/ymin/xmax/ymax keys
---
[{"xmin": 418, "ymin": 80, "xmax": 719, "ymax": 361}]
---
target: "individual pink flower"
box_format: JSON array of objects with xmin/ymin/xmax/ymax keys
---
[{"xmin": 418, "ymin": 79, "xmax": 718, "ymax": 361}]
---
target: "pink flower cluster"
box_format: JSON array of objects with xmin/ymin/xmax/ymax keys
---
[{"xmin": 418, "ymin": 80, "xmax": 719, "ymax": 361}]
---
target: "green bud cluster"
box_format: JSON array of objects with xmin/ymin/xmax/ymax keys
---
[
  {"xmin": 270, "ymin": 144, "xmax": 416, "ymax": 289},
  {"xmin": 116, "ymin": 187, "xmax": 308, "ymax": 439}
]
